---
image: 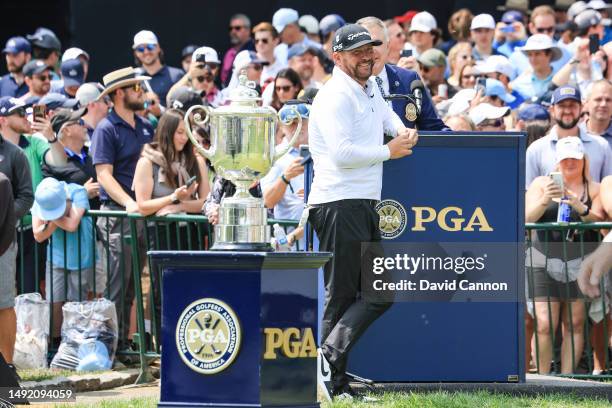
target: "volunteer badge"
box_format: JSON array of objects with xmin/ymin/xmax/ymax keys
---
[
  {"xmin": 376, "ymin": 199, "xmax": 407, "ymax": 239},
  {"xmin": 176, "ymin": 298, "xmax": 241, "ymax": 374}
]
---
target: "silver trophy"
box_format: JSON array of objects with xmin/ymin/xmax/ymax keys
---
[{"xmin": 184, "ymin": 74, "xmax": 302, "ymax": 251}]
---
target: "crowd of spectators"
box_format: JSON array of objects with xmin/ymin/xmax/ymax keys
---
[{"xmin": 0, "ymin": 0, "xmax": 611, "ymax": 377}]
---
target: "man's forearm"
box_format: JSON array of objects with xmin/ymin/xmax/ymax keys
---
[
  {"xmin": 44, "ymin": 144, "xmax": 67, "ymax": 167},
  {"xmin": 263, "ymin": 178, "xmax": 288, "ymax": 208}
]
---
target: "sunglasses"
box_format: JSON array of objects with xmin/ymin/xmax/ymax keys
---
[
  {"xmin": 535, "ymin": 27, "xmax": 555, "ymax": 34},
  {"xmin": 275, "ymin": 85, "xmax": 293, "ymax": 92},
  {"xmin": 279, "ymin": 103, "xmax": 310, "ymax": 125},
  {"xmin": 123, "ymin": 82, "xmax": 143, "ymax": 93},
  {"xmin": 255, "ymin": 38, "xmax": 269, "ymax": 44},
  {"xmin": 480, "ymin": 118, "xmax": 504, "ymax": 128},
  {"xmin": 420, "ymin": 65, "xmax": 430, "ymax": 73},
  {"xmin": 195, "ymin": 75, "xmax": 212, "ymax": 83},
  {"xmin": 62, "ymin": 118, "xmax": 85, "ymax": 130},
  {"xmin": 229, "ymin": 25, "xmax": 245, "ymax": 31},
  {"xmin": 135, "ymin": 44, "xmax": 156, "ymax": 53},
  {"xmin": 10, "ymin": 107, "xmax": 26, "ymax": 117},
  {"xmin": 35, "ymin": 74, "xmax": 51, "ymax": 82}
]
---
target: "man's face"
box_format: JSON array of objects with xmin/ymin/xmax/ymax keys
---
[
  {"xmin": 88, "ymin": 99, "xmax": 110, "ymax": 120},
  {"xmin": 245, "ymin": 62, "xmax": 263, "ymax": 82},
  {"xmin": 280, "ymin": 23, "xmax": 298, "ymax": 44},
  {"xmin": 229, "ymin": 19, "xmax": 250, "ymax": 45},
  {"xmin": 553, "ymin": 100, "xmax": 581, "ymax": 129},
  {"xmin": 526, "ymin": 50, "xmax": 551, "ymax": 71},
  {"xmin": 471, "ymin": 28, "xmax": 494, "ymax": 48},
  {"xmin": 27, "ymin": 69, "xmax": 52, "ymax": 95},
  {"xmin": 365, "ymin": 25, "xmax": 389, "ymax": 75},
  {"xmin": 334, "ymin": 45, "xmax": 375, "ymax": 83},
  {"xmin": 419, "ymin": 64, "xmax": 445, "ymax": 85},
  {"xmin": 529, "ymin": 15, "xmax": 556, "ymax": 38},
  {"xmin": 409, "ymin": 31, "xmax": 434, "ymax": 50},
  {"xmin": 3, "ymin": 108, "xmax": 31, "ymax": 134},
  {"xmin": 5, "ymin": 52, "xmax": 30, "ymax": 73},
  {"xmin": 387, "ymin": 23, "xmax": 406, "ymax": 54},
  {"xmin": 120, "ymin": 82, "xmax": 146, "ymax": 111},
  {"xmin": 181, "ymin": 55, "xmax": 192, "ymax": 73},
  {"xmin": 587, "ymin": 24, "xmax": 605, "ymax": 40},
  {"xmin": 587, "ymin": 82, "xmax": 612, "ymax": 122},
  {"xmin": 289, "ymin": 53, "xmax": 314, "ymax": 83},
  {"xmin": 134, "ymin": 43, "xmax": 161, "ymax": 66},
  {"xmin": 254, "ymin": 31, "xmax": 277, "ymax": 56}
]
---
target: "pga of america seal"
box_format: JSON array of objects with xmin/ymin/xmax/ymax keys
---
[
  {"xmin": 376, "ymin": 199, "xmax": 407, "ymax": 239},
  {"xmin": 175, "ymin": 298, "xmax": 241, "ymax": 374}
]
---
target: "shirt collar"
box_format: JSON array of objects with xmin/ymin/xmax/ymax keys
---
[
  {"xmin": 531, "ymin": 69, "xmax": 553, "ymax": 82},
  {"xmin": 64, "ymin": 146, "xmax": 88, "ymax": 163},
  {"xmin": 333, "ymin": 66, "xmax": 375, "ymax": 98},
  {"xmin": 549, "ymin": 125, "xmax": 589, "ymax": 142},
  {"xmin": 108, "ymin": 109, "xmax": 141, "ymax": 129},
  {"xmin": 18, "ymin": 134, "xmax": 30, "ymax": 148}
]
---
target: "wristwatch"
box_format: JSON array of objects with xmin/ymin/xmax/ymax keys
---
[
  {"xmin": 48, "ymin": 135, "xmax": 58, "ymax": 144},
  {"xmin": 170, "ymin": 193, "xmax": 180, "ymax": 205}
]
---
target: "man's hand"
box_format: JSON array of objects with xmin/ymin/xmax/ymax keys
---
[
  {"xmin": 387, "ymin": 128, "xmax": 418, "ymax": 159},
  {"xmin": 283, "ymin": 158, "xmax": 305, "ymax": 180},
  {"xmin": 397, "ymin": 55, "xmax": 418, "ymax": 72},
  {"xmin": 31, "ymin": 117, "xmax": 55, "ymax": 141},
  {"xmin": 578, "ymin": 241, "xmax": 612, "ymax": 298},
  {"xmin": 125, "ymin": 200, "xmax": 139, "ymax": 214},
  {"xmin": 84, "ymin": 178, "xmax": 100, "ymax": 199}
]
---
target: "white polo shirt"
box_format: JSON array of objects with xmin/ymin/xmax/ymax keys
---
[{"xmin": 307, "ymin": 66, "xmax": 403, "ymax": 204}]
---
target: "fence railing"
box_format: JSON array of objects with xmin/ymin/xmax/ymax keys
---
[{"xmin": 15, "ymin": 215, "xmax": 612, "ymax": 382}]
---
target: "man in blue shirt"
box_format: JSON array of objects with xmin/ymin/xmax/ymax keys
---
[
  {"xmin": 91, "ymin": 66, "xmax": 153, "ymax": 347},
  {"xmin": 31, "ymin": 177, "xmax": 93, "ymax": 338},
  {"xmin": 132, "ymin": 30, "xmax": 183, "ymax": 108},
  {"xmin": 0, "ymin": 37, "xmax": 31, "ymax": 98}
]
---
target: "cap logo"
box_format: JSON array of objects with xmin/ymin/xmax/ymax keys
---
[
  {"xmin": 69, "ymin": 69, "xmax": 77, "ymax": 76},
  {"xmin": 8, "ymin": 40, "xmax": 15, "ymax": 47},
  {"xmin": 0, "ymin": 108, "xmax": 6, "ymax": 114},
  {"xmin": 560, "ymin": 88, "xmax": 575, "ymax": 96},
  {"xmin": 333, "ymin": 44, "xmax": 343, "ymax": 52},
  {"xmin": 36, "ymin": 61, "xmax": 44, "ymax": 67},
  {"xmin": 347, "ymin": 31, "xmax": 369, "ymax": 41},
  {"xmin": 335, "ymin": 34, "xmax": 340, "ymax": 42}
]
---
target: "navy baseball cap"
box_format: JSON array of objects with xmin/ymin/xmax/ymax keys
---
[
  {"xmin": 23, "ymin": 59, "xmax": 51, "ymax": 77},
  {"xmin": 0, "ymin": 97, "xmax": 27, "ymax": 116},
  {"xmin": 27, "ymin": 28, "xmax": 62, "ymax": 51},
  {"xmin": 181, "ymin": 44, "xmax": 199, "ymax": 58},
  {"xmin": 60, "ymin": 59, "xmax": 85, "ymax": 87},
  {"xmin": 502, "ymin": 10, "xmax": 524, "ymax": 24},
  {"xmin": 320, "ymin": 14, "xmax": 346, "ymax": 37},
  {"xmin": 39, "ymin": 93, "xmax": 69, "ymax": 110},
  {"xmin": 288, "ymin": 43, "xmax": 309, "ymax": 59},
  {"xmin": 332, "ymin": 23, "xmax": 382, "ymax": 53},
  {"xmin": 3, "ymin": 37, "xmax": 31, "ymax": 54},
  {"xmin": 551, "ymin": 85, "xmax": 582, "ymax": 105},
  {"xmin": 518, "ymin": 103, "xmax": 550, "ymax": 121}
]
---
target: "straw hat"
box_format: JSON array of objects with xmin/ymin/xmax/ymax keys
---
[{"xmin": 99, "ymin": 67, "xmax": 150, "ymax": 98}]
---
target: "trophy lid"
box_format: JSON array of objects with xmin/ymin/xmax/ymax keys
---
[{"xmin": 229, "ymin": 72, "xmax": 261, "ymax": 105}]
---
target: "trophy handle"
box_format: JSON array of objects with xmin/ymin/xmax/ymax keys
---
[
  {"xmin": 273, "ymin": 106, "xmax": 302, "ymax": 161},
  {"xmin": 184, "ymin": 105, "xmax": 214, "ymax": 160}
]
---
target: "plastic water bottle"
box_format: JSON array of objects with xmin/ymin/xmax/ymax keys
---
[
  {"xmin": 273, "ymin": 223, "xmax": 291, "ymax": 251},
  {"xmin": 557, "ymin": 199, "xmax": 571, "ymax": 225}
]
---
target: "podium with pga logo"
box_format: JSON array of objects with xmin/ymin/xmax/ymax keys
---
[{"xmin": 150, "ymin": 251, "xmax": 331, "ymax": 408}]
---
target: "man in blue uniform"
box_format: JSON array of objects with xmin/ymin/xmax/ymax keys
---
[
  {"xmin": 357, "ymin": 17, "xmax": 448, "ymax": 131},
  {"xmin": 0, "ymin": 37, "xmax": 31, "ymax": 98}
]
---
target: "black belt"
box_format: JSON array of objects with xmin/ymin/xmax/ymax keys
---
[{"xmin": 311, "ymin": 199, "xmax": 379, "ymax": 208}]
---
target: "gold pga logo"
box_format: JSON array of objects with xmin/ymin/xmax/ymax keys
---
[
  {"xmin": 263, "ymin": 327, "xmax": 317, "ymax": 359},
  {"xmin": 175, "ymin": 298, "xmax": 241, "ymax": 375},
  {"xmin": 376, "ymin": 200, "xmax": 407, "ymax": 239}
]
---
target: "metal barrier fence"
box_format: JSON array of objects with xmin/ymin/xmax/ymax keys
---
[
  {"xmin": 15, "ymin": 215, "xmax": 612, "ymax": 382},
  {"xmin": 525, "ymin": 222, "xmax": 612, "ymax": 380}
]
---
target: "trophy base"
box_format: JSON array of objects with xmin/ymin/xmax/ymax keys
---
[
  {"xmin": 210, "ymin": 241, "xmax": 274, "ymax": 252},
  {"xmin": 211, "ymin": 195, "xmax": 271, "ymax": 251}
]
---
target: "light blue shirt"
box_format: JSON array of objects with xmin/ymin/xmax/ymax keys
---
[
  {"xmin": 48, "ymin": 183, "xmax": 94, "ymax": 270},
  {"xmin": 508, "ymin": 45, "xmax": 572, "ymax": 79},
  {"xmin": 510, "ymin": 69, "xmax": 554, "ymax": 101},
  {"xmin": 526, "ymin": 126, "xmax": 612, "ymax": 187},
  {"xmin": 260, "ymin": 147, "xmax": 305, "ymax": 221}
]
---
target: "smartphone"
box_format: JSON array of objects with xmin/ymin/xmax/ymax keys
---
[
  {"xmin": 185, "ymin": 175, "xmax": 197, "ymax": 187},
  {"xmin": 475, "ymin": 77, "xmax": 486, "ymax": 93},
  {"xmin": 299, "ymin": 144, "xmax": 312, "ymax": 165},
  {"xmin": 33, "ymin": 104, "xmax": 46, "ymax": 121},
  {"xmin": 400, "ymin": 49, "xmax": 413, "ymax": 58},
  {"xmin": 549, "ymin": 172, "xmax": 564, "ymax": 191},
  {"xmin": 589, "ymin": 34, "xmax": 600, "ymax": 55},
  {"xmin": 500, "ymin": 25, "xmax": 515, "ymax": 33}
]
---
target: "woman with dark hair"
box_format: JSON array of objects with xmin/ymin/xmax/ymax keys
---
[
  {"xmin": 133, "ymin": 108, "xmax": 209, "ymax": 217},
  {"xmin": 269, "ymin": 68, "xmax": 303, "ymax": 111}
]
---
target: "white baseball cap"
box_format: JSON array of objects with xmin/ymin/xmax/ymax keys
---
[
  {"xmin": 588, "ymin": 0, "xmax": 611, "ymax": 10},
  {"xmin": 132, "ymin": 30, "xmax": 159, "ymax": 49},
  {"xmin": 447, "ymin": 89, "xmax": 477, "ymax": 116},
  {"xmin": 469, "ymin": 103, "xmax": 510, "ymax": 126},
  {"xmin": 272, "ymin": 8, "xmax": 299, "ymax": 34},
  {"xmin": 471, "ymin": 14, "xmax": 496, "ymax": 30},
  {"xmin": 519, "ymin": 34, "xmax": 563, "ymax": 61},
  {"xmin": 61, "ymin": 47, "xmax": 90, "ymax": 63},
  {"xmin": 474, "ymin": 55, "xmax": 515, "ymax": 80},
  {"xmin": 568, "ymin": 1, "xmax": 589, "ymax": 20},
  {"xmin": 409, "ymin": 12, "xmax": 437, "ymax": 33},
  {"xmin": 299, "ymin": 15, "xmax": 319, "ymax": 35},
  {"xmin": 193, "ymin": 46, "xmax": 221, "ymax": 64},
  {"xmin": 556, "ymin": 136, "xmax": 585, "ymax": 162},
  {"xmin": 75, "ymin": 82, "xmax": 104, "ymax": 106}
]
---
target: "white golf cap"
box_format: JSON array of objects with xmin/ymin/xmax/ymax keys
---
[
  {"xmin": 272, "ymin": 8, "xmax": 299, "ymax": 34},
  {"xmin": 556, "ymin": 136, "xmax": 585, "ymax": 162},
  {"xmin": 447, "ymin": 89, "xmax": 477, "ymax": 116},
  {"xmin": 299, "ymin": 15, "xmax": 319, "ymax": 35},
  {"xmin": 587, "ymin": 0, "xmax": 611, "ymax": 11},
  {"xmin": 469, "ymin": 103, "xmax": 510, "ymax": 126},
  {"xmin": 409, "ymin": 12, "xmax": 437, "ymax": 33},
  {"xmin": 474, "ymin": 55, "xmax": 515, "ymax": 80},
  {"xmin": 471, "ymin": 14, "xmax": 496, "ymax": 30},
  {"xmin": 61, "ymin": 47, "xmax": 89, "ymax": 63},
  {"xmin": 75, "ymin": 82, "xmax": 104, "ymax": 106},
  {"xmin": 132, "ymin": 30, "xmax": 159, "ymax": 49},
  {"xmin": 519, "ymin": 34, "xmax": 563, "ymax": 61},
  {"xmin": 568, "ymin": 1, "xmax": 589, "ymax": 20},
  {"xmin": 192, "ymin": 46, "xmax": 221, "ymax": 64}
]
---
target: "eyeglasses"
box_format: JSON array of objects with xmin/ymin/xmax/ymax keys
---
[
  {"xmin": 480, "ymin": 118, "xmax": 504, "ymax": 128},
  {"xmin": 135, "ymin": 44, "xmax": 156, "ymax": 53},
  {"xmin": 275, "ymin": 85, "xmax": 293, "ymax": 93},
  {"xmin": 195, "ymin": 75, "xmax": 212, "ymax": 83},
  {"xmin": 35, "ymin": 74, "xmax": 51, "ymax": 82},
  {"xmin": 279, "ymin": 103, "xmax": 310, "ymax": 125},
  {"xmin": 420, "ymin": 65, "xmax": 430, "ymax": 73},
  {"xmin": 229, "ymin": 25, "xmax": 245, "ymax": 31},
  {"xmin": 535, "ymin": 26, "xmax": 555, "ymax": 34},
  {"xmin": 255, "ymin": 38, "xmax": 269, "ymax": 44},
  {"xmin": 123, "ymin": 82, "xmax": 143, "ymax": 93},
  {"xmin": 10, "ymin": 107, "xmax": 26, "ymax": 117}
]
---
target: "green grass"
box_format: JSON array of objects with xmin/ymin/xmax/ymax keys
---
[
  {"xmin": 18, "ymin": 368, "xmax": 111, "ymax": 382},
  {"xmin": 54, "ymin": 392, "xmax": 611, "ymax": 408}
]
